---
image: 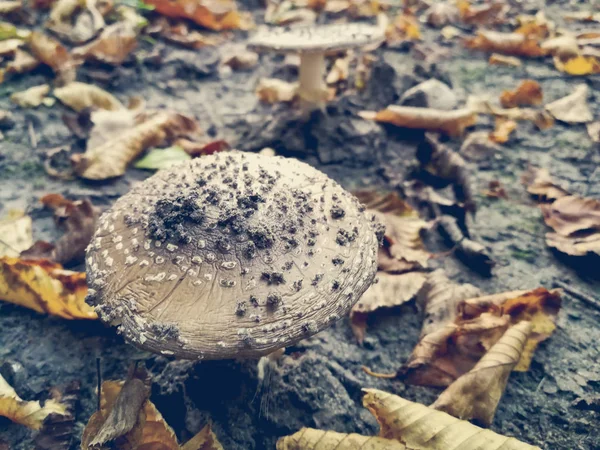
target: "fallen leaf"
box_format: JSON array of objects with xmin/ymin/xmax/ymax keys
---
[
  {"xmin": 267, "ymin": 7, "xmax": 316, "ymax": 26},
  {"xmin": 359, "ymin": 106, "xmax": 477, "ymax": 137},
  {"xmin": 386, "ymin": 13, "xmax": 421, "ymax": 44},
  {"xmin": 157, "ymin": 18, "xmax": 223, "ymax": 49},
  {"xmin": 72, "ymin": 21, "xmax": 138, "ymax": 65},
  {"xmin": 256, "ymin": 78, "xmax": 298, "ymax": 104},
  {"xmin": 488, "ymin": 53, "xmax": 521, "ymax": 66},
  {"xmin": 431, "ymin": 321, "xmax": 532, "ymax": 425},
  {"xmin": 35, "ymin": 380, "xmax": 80, "ymax": 450},
  {"xmin": 424, "ymin": 3, "xmax": 459, "ymax": 28},
  {"xmin": 326, "ymin": 54, "xmax": 351, "ymax": 85},
  {"xmin": 541, "ymin": 35, "xmax": 580, "ymax": 58},
  {"xmin": 54, "ymin": 81, "xmax": 125, "ymax": 111},
  {"xmin": 363, "ymin": 389, "xmax": 541, "ymax": 449},
  {"xmin": 467, "ymin": 95, "xmax": 554, "ymax": 130},
  {"xmin": 553, "ymin": 54, "xmax": 600, "ymax": 75},
  {"xmin": 464, "ymin": 30, "xmax": 547, "ymax": 57},
  {"xmin": 0, "ymin": 211, "xmax": 32, "ymax": 257},
  {"xmin": 545, "ymin": 231, "xmax": 600, "ymax": 257},
  {"xmin": 457, "ymin": 0, "xmax": 506, "ymax": 25},
  {"xmin": 0, "ymin": 0, "xmax": 21, "ymax": 15},
  {"xmin": 0, "ymin": 49, "xmax": 40, "ymax": 83},
  {"xmin": 0, "ymin": 257, "xmax": 96, "ymax": 319},
  {"xmin": 73, "ymin": 110, "xmax": 198, "ymax": 179},
  {"xmin": 353, "ymin": 191, "xmax": 431, "ymax": 273},
  {"xmin": 587, "ymin": 121, "xmax": 600, "ymax": 143},
  {"xmin": 459, "ymin": 131, "xmax": 501, "ymax": 162},
  {"xmin": 221, "ymin": 45, "xmax": 258, "ymax": 70},
  {"xmin": 521, "ymin": 167, "xmax": 570, "ymax": 202},
  {"xmin": 0, "ymin": 38, "xmax": 22, "ymax": 54},
  {"xmin": 500, "ymin": 79, "xmax": 543, "ymax": 108},
  {"xmin": 277, "ymin": 428, "xmax": 406, "ymax": 449},
  {"xmin": 28, "ymin": 31, "xmax": 77, "ymax": 85},
  {"xmin": 541, "ymin": 195, "xmax": 600, "ymax": 236},
  {"xmin": 175, "ymin": 138, "xmax": 229, "ymax": 157},
  {"xmin": 0, "ymin": 373, "xmax": 67, "ymax": 430},
  {"xmin": 134, "ymin": 145, "xmax": 191, "ymax": 170},
  {"xmin": 488, "ymin": 117, "xmax": 517, "ymax": 144},
  {"xmin": 563, "ymin": 11, "xmax": 600, "ymax": 23},
  {"xmin": 145, "ymin": 0, "xmax": 252, "ymax": 30},
  {"xmin": 180, "ymin": 424, "xmax": 224, "ymax": 450},
  {"xmin": 545, "ymin": 84, "xmax": 593, "ymax": 123},
  {"xmin": 46, "ymin": 0, "xmax": 106, "ymax": 44},
  {"xmin": 10, "ymin": 83, "xmax": 50, "ymax": 108},
  {"xmin": 21, "ymin": 194, "xmax": 99, "ymax": 266},
  {"xmin": 350, "ymin": 271, "xmax": 427, "ymax": 343}
]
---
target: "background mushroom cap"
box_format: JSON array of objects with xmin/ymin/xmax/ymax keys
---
[
  {"xmin": 86, "ymin": 151, "xmax": 380, "ymax": 360},
  {"xmin": 247, "ymin": 22, "xmax": 385, "ymax": 54}
]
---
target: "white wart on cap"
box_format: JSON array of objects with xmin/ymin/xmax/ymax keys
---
[
  {"xmin": 86, "ymin": 151, "xmax": 381, "ymax": 360},
  {"xmin": 248, "ymin": 23, "xmax": 384, "ymax": 113}
]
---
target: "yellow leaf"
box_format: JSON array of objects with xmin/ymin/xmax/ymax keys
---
[
  {"xmin": 363, "ymin": 389, "xmax": 542, "ymax": 449},
  {"xmin": 431, "ymin": 321, "xmax": 532, "ymax": 425},
  {"xmin": 10, "ymin": 84, "xmax": 50, "ymax": 108},
  {"xmin": 489, "ymin": 118, "xmax": 517, "ymax": 144},
  {"xmin": 0, "ymin": 373, "xmax": 67, "ymax": 430},
  {"xmin": 554, "ymin": 54, "xmax": 600, "ymax": 75},
  {"xmin": 277, "ymin": 428, "xmax": 406, "ymax": 449},
  {"xmin": 54, "ymin": 81, "xmax": 125, "ymax": 112},
  {"xmin": 0, "ymin": 256, "xmax": 96, "ymax": 319}
]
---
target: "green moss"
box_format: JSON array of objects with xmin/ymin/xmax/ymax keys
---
[
  {"xmin": 510, "ymin": 246, "xmax": 537, "ymax": 262},
  {"xmin": 1, "ymin": 160, "xmax": 45, "ymax": 179}
]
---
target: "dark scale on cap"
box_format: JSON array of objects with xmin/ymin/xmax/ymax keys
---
[{"xmin": 85, "ymin": 151, "xmax": 380, "ymax": 360}]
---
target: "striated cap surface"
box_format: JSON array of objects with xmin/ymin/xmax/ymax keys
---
[{"xmin": 86, "ymin": 151, "xmax": 380, "ymax": 359}]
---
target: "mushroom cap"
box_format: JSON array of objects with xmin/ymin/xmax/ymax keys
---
[
  {"xmin": 86, "ymin": 151, "xmax": 380, "ymax": 360},
  {"xmin": 247, "ymin": 22, "xmax": 385, "ymax": 54}
]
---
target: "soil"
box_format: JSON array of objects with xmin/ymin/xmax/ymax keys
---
[{"xmin": 1, "ymin": 1, "xmax": 599, "ymax": 449}]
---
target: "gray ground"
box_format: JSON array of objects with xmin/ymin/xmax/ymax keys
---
[{"xmin": 0, "ymin": 1, "xmax": 599, "ymax": 449}]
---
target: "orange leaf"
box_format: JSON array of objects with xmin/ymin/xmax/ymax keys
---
[
  {"xmin": 144, "ymin": 0, "xmax": 253, "ymax": 30},
  {"xmin": 554, "ymin": 55, "xmax": 600, "ymax": 75},
  {"xmin": 500, "ymin": 79, "xmax": 543, "ymax": 108},
  {"xmin": 464, "ymin": 30, "xmax": 548, "ymax": 57},
  {"xmin": 489, "ymin": 118, "xmax": 517, "ymax": 144}
]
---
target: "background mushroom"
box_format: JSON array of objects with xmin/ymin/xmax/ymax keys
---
[
  {"xmin": 248, "ymin": 22, "xmax": 385, "ymax": 114},
  {"xmin": 86, "ymin": 151, "xmax": 381, "ymax": 360}
]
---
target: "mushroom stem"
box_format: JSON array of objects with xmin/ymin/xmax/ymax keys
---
[{"xmin": 298, "ymin": 52, "xmax": 327, "ymax": 114}]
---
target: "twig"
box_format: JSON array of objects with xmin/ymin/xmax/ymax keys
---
[
  {"xmin": 28, "ymin": 120, "xmax": 37, "ymax": 149},
  {"xmin": 96, "ymin": 357, "xmax": 101, "ymax": 412},
  {"xmin": 553, "ymin": 280, "xmax": 600, "ymax": 311}
]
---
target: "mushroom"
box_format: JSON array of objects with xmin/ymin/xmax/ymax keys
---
[
  {"xmin": 86, "ymin": 151, "xmax": 381, "ymax": 360},
  {"xmin": 248, "ymin": 22, "xmax": 385, "ymax": 114}
]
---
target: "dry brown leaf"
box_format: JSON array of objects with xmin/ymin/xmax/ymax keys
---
[
  {"xmin": 483, "ymin": 180, "xmax": 507, "ymax": 199},
  {"xmin": 363, "ymin": 389, "xmax": 541, "ymax": 450},
  {"xmin": 489, "ymin": 118, "xmax": 516, "ymax": 144},
  {"xmin": 500, "ymin": 79, "xmax": 543, "ymax": 108},
  {"xmin": 359, "ymin": 106, "xmax": 477, "ymax": 137},
  {"xmin": 0, "ymin": 256, "xmax": 96, "ymax": 319},
  {"xmin": 541, "ymin": 35, "xmax": 579, "ymax": 58},
  {"xmin": 46, "ymin": 0, "xmax": 106, "ymax": 44},
  {"xmin": 221, "ymin": 45, "xmax": 258, "ymax": 70},
  {"xmin": 545, "ymin": 84, "xmax": 593, "ymax": 123},
  {"xmin": 0, "ymin": 373, "xmax": 67, "ymax": 430},
  {"xmin": 457, "ymin": 0, "xmax": 506, "ymax": 25},
  {"xmin": 72, "ymin": 21, "xmax": 137, "ymax": 65},
  {"xmin": 553, "ymin": 54, "xmax": 600, "ymax": 75},
  {"xmin": 277, "ymin": 428, "xmax": 406, "ymax": 450},
  {"xmin": 467, "ymin": 96, "xmax": 554, "ymax": 130},
  {"xmin": 353, "ymin": 191, "xmax": 431, "ymax": 273},
  {"xmin": 73, "ymin": 110, "xmax": 198, "ymax": 179},
  {"xmin": 350, "ymin": 272, "xmax": 427, "ymax": 343},
  {"xmin": 21, "ymin": 194, "xmax": 99, "ymax": 266},
  {"xmin": 0, "ymin": 39, "xmax": 23, "ymax": 55},
  {"xmin": 424, "ymin": 3, "xmax": 459, "ymax": 28},
  {"xmin": 10, "ymin": 84, "xmax": 50, "ymax": 108},
  {"xmin": 464, "ymin": 30, "xmax": 547, "ymax": 57},
  {"xmin": 145, "ymin": 0, "xmax": 253, "ymax": 31},
  {"xmin": 432, "ymin": 321, "xmax": 532, "ymax": 425},
  {"xmin": 28, "ymin": 31, "xmax": 77, "ymax": 85},
  {"xmin": 545, "ymin": 231, "xmax": 600, "ymax": 257},
  {"xmin": 256, "ymin": 78, "xmax": 298, "ymax": 104},
  {"xmin": 541, "ymin": 195, "xmax": 600, "ymax": 236},
  {"xmin": 0, "ymin": 49, "xmax": 40, "ymax": 83},
  {"xmin": 157, "ymin": 19, "xmax": 223, "ymax": 49},
  {"xmin": 587, "ymin": 121, "xmax": 600, "ymax": 143},
  {"xmin": 35, "ymin": 380, "xmax": 80, "ymax": 450},
  {"xmin": 488, "ymin": 53, "xmax": 521, "ymax": 66},
  {"xmin": 563, "ymin": 11, "xmax": 600, "ymax": 23},
  {"xmin": 521, "ymin": 167, "xmax": 570, "ymax": 202},
  {"xmin": 175, "ymin": 138, "xmax": 229, "ymax": 157},
  {"xmin": 0, "ymin": 211, "xmax": 32, "ymax": 257},
  {"xmin": 386, "ymin": 13, "xmax": 421, "ymax": 44},
  {"xmin": 54, "ymin": 81, "xmax": 125, "ymax": 112},
  {"xmin": 326, "ymin": 54, "xmax": 351, "ymax": 85}
]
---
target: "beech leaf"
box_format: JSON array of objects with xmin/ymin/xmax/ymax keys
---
[
  {"xmin": 10, "ymin": 84, "xmax": 50, "ymax": 108},
  {"xmin": 521, "ymin": 167, "xmax": 570, "ymax": 202},
  {"xmin": 545, "ymin": 84, "xmax": 593, "ymax": 123},
  {"xmin": 256, "ymin": 78, "xmax": 298, "ymax": 104},
  {"xmin": 72, "ymin": 22, "xmax": 138, "ymax": 66},
  {"xmin": 28, "ymin": 31, "xmax": 77, "ymax": 85},
  {"xmin": 277, "ymin": 428, "xmax": 406, "ymax": 449},
  {"xmin": 54, "ymin": 82, "xmax": 125, "ymax": 112},
  {"xmin": 464, "ymin": 30, "xmax": 547, "ymax": 57},
  {"xmin": 499, "ymin": 80, "xmax": 543, "ymax": 108}
]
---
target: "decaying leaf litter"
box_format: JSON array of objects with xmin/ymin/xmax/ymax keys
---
[{"xmin": 1, "ymin": 0, "xmax": 599, "ymax": 449}]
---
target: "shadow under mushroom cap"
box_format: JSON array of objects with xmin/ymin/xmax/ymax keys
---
[{"xmin": 85, "ymin": 151, "xmax": 380, "ymax": 360}]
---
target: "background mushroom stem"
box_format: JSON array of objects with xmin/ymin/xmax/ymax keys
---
[{"xmin": 298, "ymin": 52, "xmax": 327, "ymax": 113}]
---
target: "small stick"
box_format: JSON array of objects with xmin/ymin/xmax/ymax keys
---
[
  {"xmin": 553, "ymin": 280, "xmax": 600, "ymax": 311},
  {"xmin": 96, "ymin": 357, "xmax": 101, "ymax": 411},
  {"xmin": 28, "ymin": 120, "xmax": 38, "ymax": 149}
]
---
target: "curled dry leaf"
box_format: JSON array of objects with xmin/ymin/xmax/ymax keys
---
[
  {"xmin": 0, "ymin": 257, "xmax": 96, "ymax": 319},
  {"xmin": 488, "ymin": 117, "xmax": 517, "ymax": 144},
  {"xmin": 359, "ymin": 106, "xmax": 477, "ymax": 137},
  {"xmin": 277, "ymin": 428, "xmax": 406, "ymax": 450},
  {"xmin": 73, "ymin": 110, "xmax": 198, "ymax": 179},
  {"xmin": 256, "ymin": 78, "xmax": 298, "ymax": 104},
  {"xmin": 353, "ymin": 191, "xmax": 431, "ymax": 273},
  {"xmin": 363, "ymin": 389, "xmax": 541, "ymax": 450},
  {"xmin": 500, "ymin": 79, "xmax": 542, "ymax": 108},
  {"xmin": 157, "ymin": 19, "xmax": 223, "ymax": 49},
  {"xmin": 467, "ymin": 95, "xmax": 554, "ymax": 130},
  {"xmin": 424, "ymin": 3, "xmax": 459, "ymax": 28},
  {"xmin": 28, "ymin": 31, "xmax": 77, "ymax": 85},
  {"xmin": 22, "ymin": 194, "xmax": 99, "ymax": 266},
  {"xmin": 545, "ymin": 84, "xmax": 593, "ymax": 123},
  {"xmin": 34, "ymin": 380, "xmax": 80, "ymax": 450},
  {"xmin": 10, "ymin": 83, "xmax": 50, "ymax": 108},
  {"xmin": 464, "ymin": 30, "xmax": 547, "ymax": 57},
  {"xmin": 521, "ymin": 167, "xmax": 570, "ymax": 202},
  {"xmin": 541, "ymin": 35, "xmax": 579, "ymax": 58},
  {"xmin": 432, "ymin": 321, "xmax": 532, "ymax": 426},
  {"xmin": 46, "ymin": 0, "xmax": 106, "ymax": 44},
  {"xmin": 145, "ymin": 0, "xmax": 252, "ymax": 31},
  {"xmin": 587, "ymin": 121, "xmax": 600, "ymax": 143},
  {"xmin": 553, "ymin": 54, "xmax": 600, "ymax": 75},
  {"xmin": 175, "ymin": 137, "xmax": 229, "ymax": 156},
  {"xmin": 545, "ymin": 232, "xmax": 600, "ymax": 257},
  {"xmin": 488, "ymin": 53, "xmax": 521, "ymax": 67},
  {"xmin": 0, "ymin": 373, "xmax": 67, "ymax": 430},
  {"xmin": 350, "ymin": 271, "xmax": 427, "ymax": 343},
  {"xmin": 386, "ymin": 13, "xmax": 421, "ymax": 44},
  {"xmin": 0, "ymin": 211, "xmax": 32, "ymax": 257},
  {"xmin": 72, "ymin": 22, "xmax": 137, "ymax": 65},
  {"xmin": 457, "ymin": 0, "xmax": 507, "ymax": 25},
  {"xmin": 0, "ymin": 48, "xmax": 40, "ymax": 83},
  {"xmin": 541, "ymin": 195, "xmax": 600, "ymax": 237},
  {"xmin": 54, "ymin": 82, "xmax": 125, "ymax": 112}
]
